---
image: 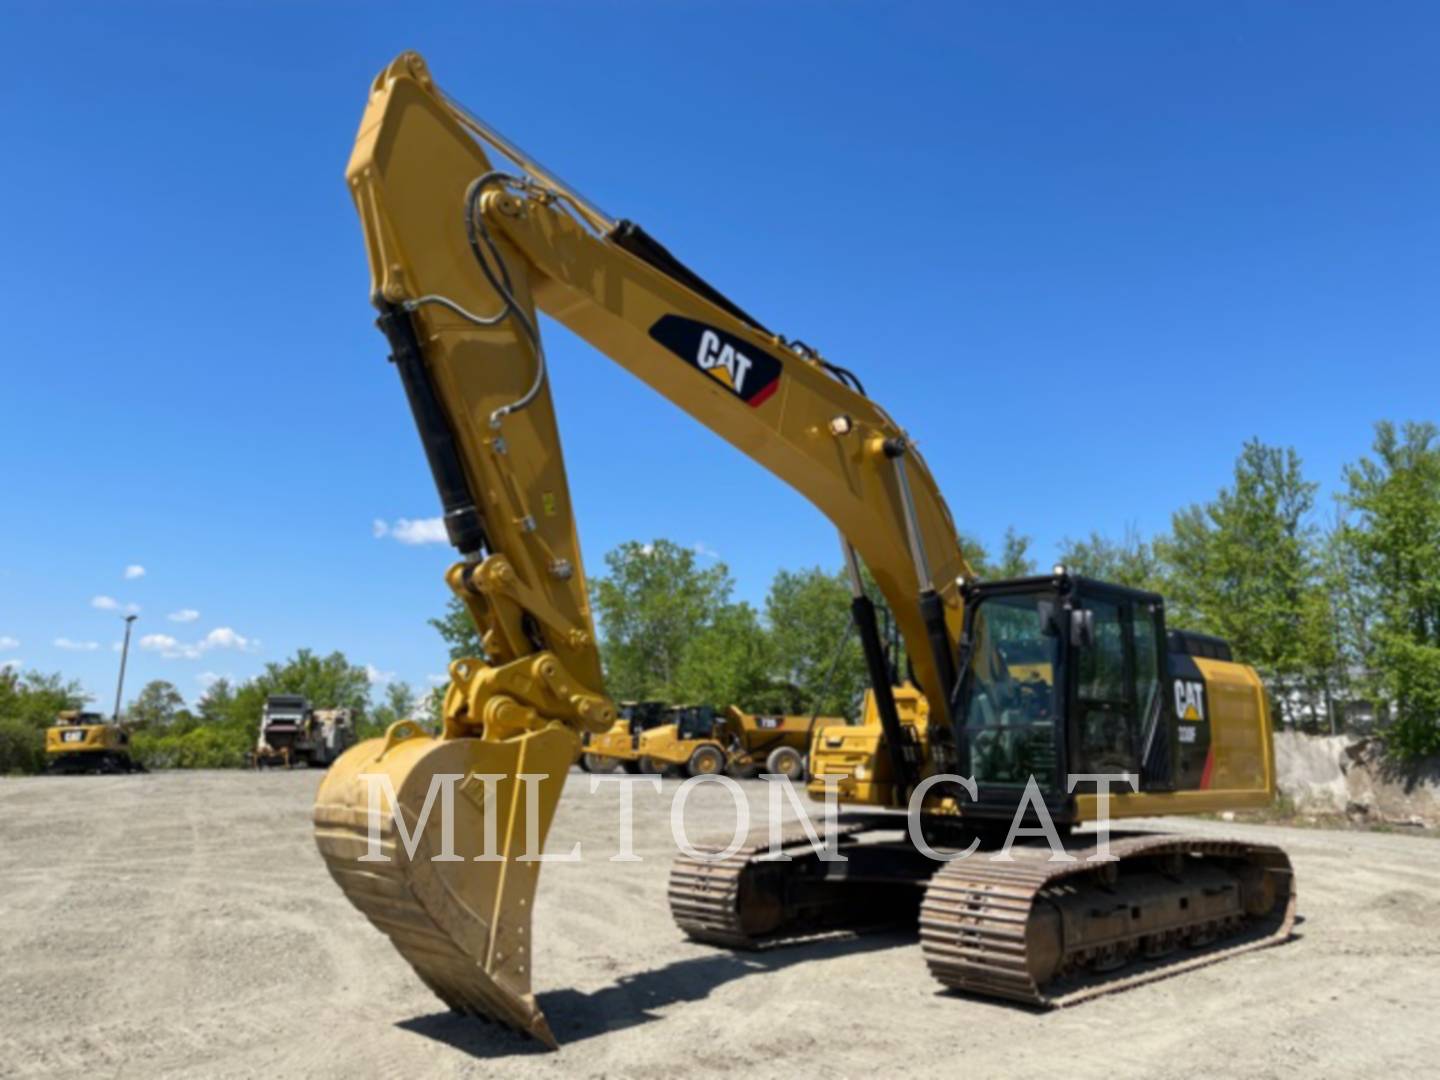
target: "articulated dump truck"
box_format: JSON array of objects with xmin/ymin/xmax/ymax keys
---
[{"xmin": 312, "ymin": 53, "xmax": 1295, "ymax": 1049}]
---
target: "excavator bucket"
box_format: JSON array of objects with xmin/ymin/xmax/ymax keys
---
[{"xmin": 313, "ymin": 720, "xmax": 579, "ymax": 1047}]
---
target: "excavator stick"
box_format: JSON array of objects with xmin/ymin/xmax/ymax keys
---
[{"xmin": 314, "ymin": 721, "xmax": 580, "ymax": 1047}]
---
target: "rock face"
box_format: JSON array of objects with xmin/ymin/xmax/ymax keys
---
[{"xmin": 1273, "ymin": 730, "xmax": 1440, "ymax": 827}]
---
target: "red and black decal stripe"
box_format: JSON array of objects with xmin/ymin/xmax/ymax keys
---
[{"xmin": 648, "ymin": 315, "xmax": 782, "ymax": 407}]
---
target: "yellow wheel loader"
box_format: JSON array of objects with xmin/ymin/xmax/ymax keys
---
[
  {"xmin": 314, "ymin": 53, "xmax": 1296, "ymax": 1048},
  {"xmin": 44, "ymin": 711, "xmax": 143, "ymax": 775},
  {"xmin": 637, "ymin": 705, "xmax": 846, "ymax": 779},
  {"xmin": 578, "ymin": 700, "xmax": 666, "ymax": 773}
]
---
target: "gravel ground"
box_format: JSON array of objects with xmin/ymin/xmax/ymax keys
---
[{"xmin": 1, "ymin": 769, "xmax": 1437, "ymax": 1079}]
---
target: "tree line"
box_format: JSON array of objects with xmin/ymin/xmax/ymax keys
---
[
  {"xmin": 432, "ymin": 421, "xmax": 1440, "ymax": 761},
  {"xmin": 4, "ymin": 421, "xmax": 1434, "ymax": 774},
  {"xmin": 1055, "ymin": 422, "xmax": 1440, "ymax": 760},
  {"xmin": 0, "ymin": 650, "xmax": 431, "ymax": 773}
]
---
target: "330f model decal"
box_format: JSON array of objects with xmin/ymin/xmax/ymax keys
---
[{"xmin": 648, "ymin": 315, "xmax": 782, "ymax": 407}]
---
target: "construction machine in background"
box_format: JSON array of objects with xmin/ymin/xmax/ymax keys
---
[
  {"xmin": 252, "ymin": 695, "xmax": 355, "ymax": 768},
  {"xmin": 313, "ymin": 53, "xmax": 1295, "ymax": 1048},
  {"xmin": 44, "ymin": 711, "xmax": 143, "ymax": 774},
  {"xmin": 578, "ymin": 699, "xmax": 666, "ymax": 773},
  {"xmin": 637, "ymin": 705, "xmax": 846, "ymax": 779}
]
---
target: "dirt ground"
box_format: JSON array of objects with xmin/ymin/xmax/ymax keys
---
[{"xmin": 1, "ymin": 770, "xmax": 1437, "ymax": 1079}]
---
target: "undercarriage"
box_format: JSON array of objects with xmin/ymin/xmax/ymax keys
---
[{"xmin": 669, "ymin": 815, "xmax": 1295, "ymax": 1006}]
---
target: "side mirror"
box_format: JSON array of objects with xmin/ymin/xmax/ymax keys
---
[{"xmin": 1070, "ymin": 608, "xmax": 1095, "ymax": 648}]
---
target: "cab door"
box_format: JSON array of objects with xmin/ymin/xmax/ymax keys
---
[{"xmin": 1068, "ymin": 590, "xmax": 1168, "ymax": 791}]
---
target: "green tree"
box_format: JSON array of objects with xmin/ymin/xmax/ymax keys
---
[
  {"xmin": 957, "ymin": 531, "xmax": 993, "ymax": 579},
  {"xmin": 429, "ymin": 596, "xmax": 484, "ymax": 661},
  {"xmin": 591, "ymin": 540, "xmax": 735, "ymax": 699},
  {"xmin": 673, "ymin": 601, "xmax": 778, "ymax": 709},
  {"xmin": 197, "ymin": 677, "xmax": 237, "ymax": 724},
  {"xmin": 127, "ymin": 679, "xmax": 186, "ymax": 729},
  {"xmin": 365, "ymin": 679, "xmax": 418, "ymax": 738},
  {"xmin": 420, "ymin": 685, "xmax": 445, "ymax": 731},
  {"xmin": 1340, "ymin": 421, "xmax": 1440, "ymax": 758},
  {"xmin": 995, "ymin": 526, "xmax": 1037, "ymax": 578},
  {"xmin": 764, "ymin": 567, "xmax": 867, "ymax": 716},
  {"xmin": 0, "ymin": 669, "xmax": 85, "ymax": 773},
  {"xmin": 1058, "ymin": 527, "xmax": 1167, "ymax": 592},
  {"xmin": 251, "ymin": 649, "xmax": 371, "ymax": 712},
  {"xmin": 1158, "ymin": 438, "xmax": 1326, "ymax": 726}
]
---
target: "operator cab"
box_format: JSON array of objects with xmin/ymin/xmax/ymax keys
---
[
  {"xmin": 951, "ymin": 569, "xmax": 1195, "ymax": 825},
  {"xmin": 619, "ymin": 700, "xmax": 668, "ymax": 736},
  {"xmin": 55, "ymin": 710, "xmax": 106, "ymax": 726},
  {"xmin": 672, "ymin": 705, "xmax": 718, "ymax": 742}
]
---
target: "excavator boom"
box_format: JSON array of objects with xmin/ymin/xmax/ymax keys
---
[{"xmin": 317, "ymin": 51, "xmax": 972, "ymax": 1045}]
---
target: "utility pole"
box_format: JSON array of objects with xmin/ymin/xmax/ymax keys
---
[{"xmin": 113, "ymin": 614, "xmax": 139, "ymax": 723}]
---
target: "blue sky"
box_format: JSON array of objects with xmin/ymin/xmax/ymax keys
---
[{"xmin": 1, "ymin": 2, "xmax": 1436, "ymax": 708}]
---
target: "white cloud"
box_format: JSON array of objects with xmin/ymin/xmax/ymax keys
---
[
  {"xmin": 1, "ymin": 658, "xmax": 21, "ymax": 672},
  {"xmin": 139, "ymin": 626, "xmax": 254, "ymax": 661},
  {"xmin": 0, "ymin": 635, "xmax": 17, "ymax": 650},
  {"xmin": 427, "ymin": 673, "xmax": 449, "ymax": 685},
  {"xmin": 123, "ymin": 565, "xmax": 146, "ymax": 580},
  {"xmin": 54, "ymin": 638, "xmax": 100, "ymax": 651},
  {"xmin": 693, "ymin": 541, "xmax": 721, "ymax": 559},
  {"xmin": 365, "ymin": 663, "xmax": 395, "ymax": 685},
  {"xmin": 92, "ymin": 595, "xmax": 119, "ymax": 610},
  {"xmin": 196, "ymin": 671, "xmax": 230, "ymax": 688},
  {"xmin": 167, "ymin": 609, "xmax": 200, "ymax": 623},
  {"xmin": 373, "ymin": 516, "xmax": 447, "ymax": 545},
  {"xmin": 202, "ymin": 627, "xmax": 250, "ymax": 651}
]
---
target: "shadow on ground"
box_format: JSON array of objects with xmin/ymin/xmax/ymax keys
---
[{"xmin": 397, "ymin": 930, "xmax": 914, "ymax": 1057}]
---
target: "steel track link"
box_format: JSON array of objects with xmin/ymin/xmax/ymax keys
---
[
  {"xmin": 918, "ymin": 833, "xmax": 1297, "ymax": 1007},
  {"xmin": 668, "ymin": 822, "xmax": 867, "ymax": 948}
]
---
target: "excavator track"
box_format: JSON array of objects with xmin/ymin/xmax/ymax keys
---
[
  {"xmin": 669, "ymin": 822, "xmax": 887, "ymax": 948},
  {"xmin": 919, "ymin": 833, "xmax": 1296, "ymax": 1006}
]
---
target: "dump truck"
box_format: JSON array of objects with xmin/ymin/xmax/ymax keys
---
[{"xmin": 252, "ymin": 696, "xmax": 355, "ymax": 768}]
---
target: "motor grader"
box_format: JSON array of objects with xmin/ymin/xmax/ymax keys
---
[{"xmin": 313, "ymin": 53, "xmax": 1295, "ymax": 1047}]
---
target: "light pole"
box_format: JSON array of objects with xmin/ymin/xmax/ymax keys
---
[{"xmin": 113, "ymin": 614, "xmax": 139, "ymax": 723}]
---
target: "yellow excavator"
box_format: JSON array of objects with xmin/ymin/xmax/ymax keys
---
[
  {"xmin": 44, "ymin": 710, "xmax": 142, "ymax": 774},
  {"xmin": 314, "ymin": 53, "xmax": 1295, "ymax": 1047}
]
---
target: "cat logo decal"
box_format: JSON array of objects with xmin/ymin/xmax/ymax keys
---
[
  {"xmin": 648, "ymin": 315, "xmax": 782, "ymax": 407},
  {"xmin": 1174, "ymin": 680, "xmax": 1207, "ymax": 722}
]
